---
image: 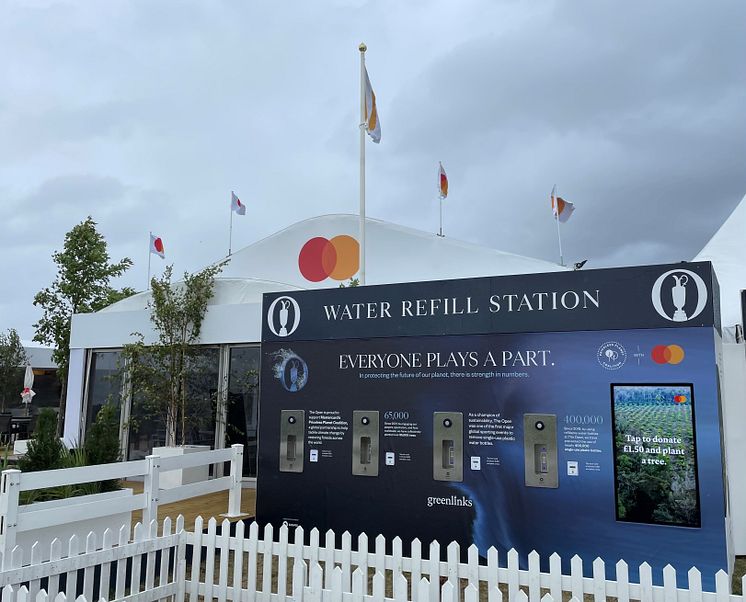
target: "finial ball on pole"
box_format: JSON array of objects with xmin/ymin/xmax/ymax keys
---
[{"xmin": 359, "ymin": 42, "xmax": 367, "ymax": 52}]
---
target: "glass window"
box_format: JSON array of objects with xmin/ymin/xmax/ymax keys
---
[
  {"xmin": 127, "ymin": 347, "xmax": 219, "ymax": 460},
  {"xmin": 184, "ymin": 347, "xmax": 220, "ymax": 447},
  {"xmin": 6, "ymin": 368, "xmax": 63, "ymax": 433},
  {"xmin": 2, "ymin": 367, "xmax": 25, "ymax": 415},
  {"xmin": 32, "ymin": 368, "xmax": 63, "ymax": 409},
  {"xmin": 225, "ymin": 346, "xmax": 260, "ymax": 477},
  {"xmin": 84, "ymin": 351, "xmax": 122, "ymax": 438}
]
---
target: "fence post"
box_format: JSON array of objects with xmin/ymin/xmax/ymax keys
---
[
  {"xmin": 0, "ymin": 469, "xmax": 21, "ymax": 568},
  {"xmin": 225, "ymin": 444, "xmax": 244, "ymax": 517},
  {"xmin": 142, "ymin": 455, "xmax": 160, "ymax": 527}
]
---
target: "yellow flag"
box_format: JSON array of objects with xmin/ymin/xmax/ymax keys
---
[{"xmin": 364, "ymin": 67, "xmax": 381, "ymax": 143}]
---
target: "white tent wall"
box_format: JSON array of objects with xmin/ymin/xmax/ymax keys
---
[
  {"xmin": 70, "ymin": 301, "xmax": 265, "ymax": 349},
  {"xmin": 62, "ymin": 348, "xmax": 87, "ymax": 447},
  {"xmin": 722, "ymin": 342, "xmax": 746, "ymax": 554},
  {"xmin": 695, "ymin": 193, "xmax": 746, "ymax": 337}
]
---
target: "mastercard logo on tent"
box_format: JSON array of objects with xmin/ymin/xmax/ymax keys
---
[
  {"xmin": 298, "ymin": 235, "xmax": 360, "ymax": 282},
  {"xmin": 651, "ymin": 344, "xmax": 685, "ymax": 365}
]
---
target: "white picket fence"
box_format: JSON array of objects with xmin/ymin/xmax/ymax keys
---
[
  {"xmin": 0, "ymin": 444, "xmax": 244, "ymax": 562},
  {"xmin": 0, "ymin": 516, "xmax": 742, "ymax": 602},
  {"xmin": 0, "ymin": 517, "xmax": 185, "ymax": 602},
  {"xmin": 185, "ymin": 520, "xmax": 745, "ymax": 602}
]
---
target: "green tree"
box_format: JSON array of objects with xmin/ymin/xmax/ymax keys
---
[
  {"xmin": 33, "ymin": 217, "xmax": 134, "ymax": 433},
  {"xmin": 0, "ymin": 329, "xmax": 29, "ymax": 413},
  {"xmin": 122, "ymin": 263, "xmax": 223, "ymax": 447}
]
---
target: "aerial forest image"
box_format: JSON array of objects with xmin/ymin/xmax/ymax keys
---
[{"xmin": 612, "ymin": 384, "xmax": 700, "ymax": 528}]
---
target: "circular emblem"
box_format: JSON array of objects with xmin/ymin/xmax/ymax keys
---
[
  {"xmin": 597, "ymin": 342, "xmax": 627, "ymax": 370},
  {"xmin": 267, "ymin": 296, "xmax": 301, "ymax": 337},
  {"xmin": 651, "ymin": 344, "xmax": 685, "ymax": 365},
  {"xmin": 298, "ymin": 235, "xmax": 359, "ymax": 282},
  {"xmin": 272, "ymin": 349, "xmax": 308, "ymax": 392},
  {"xmin": 651, "ymin": 269, "xmax": 708, "ymax": 323}
]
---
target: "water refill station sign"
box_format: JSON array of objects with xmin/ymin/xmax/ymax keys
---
[{"xmin": 256, "ymin": 262, "xmax": 732, "ymax": 587}]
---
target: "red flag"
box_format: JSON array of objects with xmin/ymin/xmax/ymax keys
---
[{"xmin": 150, "ymin": 233, "xmax": 165, "ymax": 258}]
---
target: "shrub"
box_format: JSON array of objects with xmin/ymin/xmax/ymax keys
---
[
  {"xmin": 17, "ymin": 406, "xmax": 125, "ymax": 503},
  {"xmin": 18, "ymin": 409, "xmax": 65, "ymax": 473},
  {"xmin": 83, "ymin": 403, "xmax": 121, "ymax": 492}
]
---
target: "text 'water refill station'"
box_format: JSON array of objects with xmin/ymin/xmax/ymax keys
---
[{"xmin": 256, "ymin": 262, "xmax": 732, "ymax": 587}]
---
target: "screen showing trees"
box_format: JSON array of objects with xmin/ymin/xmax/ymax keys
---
[{"xmin": 612, "ymin": 384, "xmax": 700, "ymax": 528}]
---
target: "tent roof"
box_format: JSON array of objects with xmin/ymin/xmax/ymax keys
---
[
  {"xmin": 694, "ymin": 193, "xmax": 746, "ymax": 329},
  {"xmin": 217, "ymin": 214, "xmax": 565, "ymax": 286},
  {"xmin": 105, "ymin": 214, "xmax": 566, "ymax": 312}
]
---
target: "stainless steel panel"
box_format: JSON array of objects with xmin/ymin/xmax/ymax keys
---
[
  {"xmin": 352, "ymin": 410, "xmax": 379, "ymax": 476},
  {"xmin": 433, "ymin": 412, "xmax": 463, "ymax": 482},
  {"xmin": 280, "ymin": 410, "xmax": 305, "ymax": 473},
  {"xmin": 523, "ymin": 413, "xmax": 558, "ymax": 488}
]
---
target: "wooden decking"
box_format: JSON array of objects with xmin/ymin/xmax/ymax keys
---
[{"xmin": 124, "ymin": 481, "xmax": 256, "ymax": 531}]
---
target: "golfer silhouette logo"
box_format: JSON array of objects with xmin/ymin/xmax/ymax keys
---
[
  {"xmin": 651, "ymin": 269, "xmax": 708, "ymax": 323},
  {"xmin": 597, "ymin": 342, "xmax": 626, "ymax": 370},
  {"xmin": 272, "ymin": 350, "xmax": 308, "ymax": 392},
  {"xmin": 267, "ymin": 296, "xmax": 301, "ymax": 337}
]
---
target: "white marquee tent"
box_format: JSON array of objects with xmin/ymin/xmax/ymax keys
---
[
  {"xmin": 62, "ymin": 210, "xmax": 746, "ymax": 552},
  {"xmin": 694, "ymin": 193, "xmax": 746, "ymax": 337}
]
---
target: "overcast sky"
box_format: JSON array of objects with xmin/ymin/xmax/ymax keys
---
[{"xmin": 1, "ymin": 0, "xmax": 744, "ymax": 340}]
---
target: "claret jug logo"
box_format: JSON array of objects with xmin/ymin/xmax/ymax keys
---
[
  {"xmin": 651, "ymin": 269, "xmax": 708, "ymax": 323},
  {"xmin": 267, "ymin": 296, "xmax": 301, "ymax": 337}
]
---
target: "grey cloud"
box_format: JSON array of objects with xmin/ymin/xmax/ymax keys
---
[{"xmin": 0, "ymin": 0, "xmax": 744, "ymax": 337}]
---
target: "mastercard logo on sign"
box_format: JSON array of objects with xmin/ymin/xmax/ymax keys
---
[
  {"xmin": 674, "ymin": 395, "xmax": 688, "ymax": 404},
  {"xmin": 651, "ymin": 344, "xmax": 685, "ymax": 365},
  {"xmin": 298, "ymin": 235, "xmax": 360, "ymax": 282}
]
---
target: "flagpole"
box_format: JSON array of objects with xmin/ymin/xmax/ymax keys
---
[
  {"xmin": 358, "ymin": 42, "xmax": 367, "ymax": 285},
  {"xmin": 147, "ymin": 231, "xmax": 152, "ymax": 289},
  {"xmin": 556, "ymin": 214, "xmax": 564, "ymax": 267},
  {"xmin": 439, "ymin": 196, "xmax": 443, "ymax": 237},
  {"xmin": 553, "ymin": 185, "xmax": 564, "ymax": 266},
  {"xmin": 229, "ymin": 201, "xmax": 233, "ymax": 256}
]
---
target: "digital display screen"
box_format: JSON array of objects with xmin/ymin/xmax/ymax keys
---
[{"xmin": 611, "ymin": 384, "xmax": 700, "ymax": 528}]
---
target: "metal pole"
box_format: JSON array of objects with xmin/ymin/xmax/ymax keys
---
[
  {"xmin": 551, "ymin": 185, "xmax": 564, "ymax": 266},
  {"xmin": 229, "ymin": 207, "xmax": 233, "ymax": 256},
  {"xmin": 439, "ymin": 196, "xmax": 444, "ymax": 237},
  {"xmin": 147, "ymin": 231, "xmax": 152, "ymax": 289},
  {"xmin": 359, "ymin": 43, "xmax": 367, "ymax": 285}
]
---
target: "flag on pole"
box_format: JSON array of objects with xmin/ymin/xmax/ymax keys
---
[
  {"xmin": 363, "ymin": 66, "xmax": 381, "ymax": 143},
  {"xmin": 438, "ymin": 162, "xmax": 448, "ymax": 199},
  {"xmin": 231, "ymin": 191, "xmax": 246, "ymax": 215},
  {"xmin": 150, "ymin": 234, "xmax": 165, "ymax": 258},
  {"xmin": 551, "ymin": 187, "xmax": 575, "ymax": 223}
]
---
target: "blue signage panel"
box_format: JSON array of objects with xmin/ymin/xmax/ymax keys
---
[{"xmin": 256, "ymin": 263, "xmax": 728, "ymax": 587}]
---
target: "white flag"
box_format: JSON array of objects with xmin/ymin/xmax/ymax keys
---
[{"xmin": 231, "ymin": 191, "xmax": 246, "ymax": 215}]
